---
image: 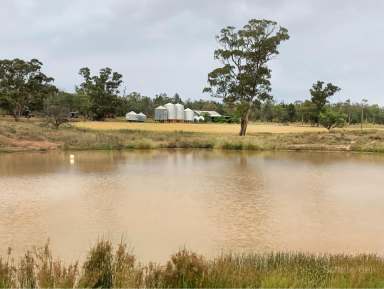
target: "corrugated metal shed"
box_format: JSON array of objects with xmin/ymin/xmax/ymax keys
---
[{"xmin": 194, "ymin": 110, "xmax": 222, "ymax": 117}]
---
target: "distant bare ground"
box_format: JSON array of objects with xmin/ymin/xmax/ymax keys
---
[{"xmin": 74, "ymin": 121, "xmax": 328, "ymax": 134}]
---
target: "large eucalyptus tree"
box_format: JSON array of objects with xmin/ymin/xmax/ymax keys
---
[{"xmin": 204, "ymin": 19, "xmax": 289, "ymax": 136}]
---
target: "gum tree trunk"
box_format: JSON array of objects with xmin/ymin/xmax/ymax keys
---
[
  {"xmin": 13, "ymin": 105, "xmax": 23, "ymax": 121},
  {"xmin": 239, "ymin": 108, "xmax": 251, "ymax": 136}
]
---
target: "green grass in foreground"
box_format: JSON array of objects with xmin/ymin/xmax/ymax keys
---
[
  {"xmin": 1, "ymin": 240, "xmax": 384, "ymax": 288},
  {"xmin": 2, "ymin": 118, "xmax": 384, "ymax": 153}
]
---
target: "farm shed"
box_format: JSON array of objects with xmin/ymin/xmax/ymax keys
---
[{"xmin": 194, "ymin": 110, "xmax": 221, "ymax": 121}]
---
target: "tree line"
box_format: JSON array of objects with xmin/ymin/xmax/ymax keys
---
[{"xmin": 0, "ymin": 19, "xmax": 382, "ymax": 134}]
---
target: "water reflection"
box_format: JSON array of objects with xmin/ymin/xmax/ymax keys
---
[{"xmin": 0, "ymin": 150, "xmax": 384, "ymax": 262}]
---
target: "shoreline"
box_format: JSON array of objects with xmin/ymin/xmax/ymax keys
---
[{"xmin": 1, "ymin": 119, "xmax": 384, "ymax": 154}]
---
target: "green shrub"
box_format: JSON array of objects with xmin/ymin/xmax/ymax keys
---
[{"xmin": 319, "ymin": 109, "xmax": 347, "ymax": 130}]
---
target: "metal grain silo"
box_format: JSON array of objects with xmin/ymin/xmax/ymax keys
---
[
  {"xmin": 126, "ymin": 111, "xmax": 138, "ymax": 122},
  {"xmin": 154, "ymin": 105, "xmax": 168, "ymax": 121},
  {"xmin": 164, "ymin": 103, "xmax": 176, "ymax": 121},
  {"xmin": 175, "ymin": 103, "xmax": 185, "ymax": 121},
  {"xmin": 198, "ymin": 115, "xmax": 205, "ymax": 122},
  {"xmin": 137, "ymin": 112, "xmax": 146, "ymax": 122},
  {"xmin": 184, "ymin": 108, "xmax": 194, "ymax": 122},
  {"xmin": 194, "ymin": 115, "xmax": 200, "ymax": 122}
]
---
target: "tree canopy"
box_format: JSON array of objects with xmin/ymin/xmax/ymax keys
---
[
  {"xmin": 77, "ymin": 67, "xmax": 123, "ymax": 120},
  {"xmin": 0, "ymin": 58, "xmax": 56, "ymax": 120},
  {"xmin": 310, "ymin": 81, "xmax": 340, "ymax": 124}
]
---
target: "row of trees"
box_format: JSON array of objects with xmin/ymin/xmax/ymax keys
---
[
  {"xmin": 0, "ymin": 19, "xmax": 382, "ymax": 134},
  {"xmin": 0, "ymin": 57, "xmax": 381, "ymax": 130},
  {"xmin": 248, "ymin": 99, "xmax": 381, "ymax": 125},
  {"xmin": 0, "ymin": 58, "xmax": 227, "ymax": 126}
]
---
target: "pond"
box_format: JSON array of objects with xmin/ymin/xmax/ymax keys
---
[{"xmin": 0, "ymin": 150, "xmax": 383, "ymax": 262}]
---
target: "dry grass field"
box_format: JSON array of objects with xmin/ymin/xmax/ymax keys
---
[
  {"xmin": 74, "ymin": 121, "xmax": 328, "ymax": 134},
  {"xmin": 2, "ymin": 118, "xmax": 384, "ymax": 152}
]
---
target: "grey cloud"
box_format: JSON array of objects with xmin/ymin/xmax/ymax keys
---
[{"xmin": 1, "ymin": 0, "xmax": 383, "ymax": 104}]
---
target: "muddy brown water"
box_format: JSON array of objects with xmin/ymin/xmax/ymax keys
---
[{"xmin": 0, "ymin": 150, "xmax": 383, "ymax": 263}]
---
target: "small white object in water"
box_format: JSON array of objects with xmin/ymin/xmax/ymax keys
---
[{"xmin": 70, "ymin": 154, "xmax": 75, "ymax": 159}]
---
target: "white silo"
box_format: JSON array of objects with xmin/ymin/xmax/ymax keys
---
[
  {"xmin": 175, "ymin": 103, "xmax": 185, "ymax": 121},
  {"xmin": 198, "ymin": 115, "xmax": 205, "ymax": 122},
  {"xmin": 164, "ymin": 103, "xmax": 176, "ymax": 121},
  {"xmin": 137, "ymin": 112, "xmax": 146, "ymax": 122},
  {"xmin": 154, "ymin": 106, "xmax": 168, "ymax": 122},
  {"xmin": 194, "ymin": 115, "xmax": 200, "ymax": 122},
  {"xmin": 126, "ymin": 111, "xmax": 138, "ymax": 122},
  {"xmin": 184, "ymin": 108, "xmax": 194, "ymax": 122}
]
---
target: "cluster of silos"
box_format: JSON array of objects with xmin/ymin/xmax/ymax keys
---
[
  {"xmin": 154, "ymin": 103, "xmax": 208, "ymax": 123},
  {"xmin": 155, "ymin": 103, "xmax": 190, "ymax": 122},
  {"xmin": 125, "ymin": 111, "xmax": 146, "ymax": 122}
]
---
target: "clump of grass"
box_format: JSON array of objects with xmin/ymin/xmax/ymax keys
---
[
  {"xmin": 35, "ymin": 242, "xmax": 78, "ymax": 288},
  {"xmin": 0, "ymin": 248, "xmax": 16, "ymax": 288},
  {"xmin": 17, "ymin": 252, "xmax": 36, "ymax": 289},
  {"xmin": 220, "ymin": 140, "xmax": 261, "ymax": 150},
  {"xmin": 145, "ymin": 249, "xmax": 207, "ymax": 288},
  {"xmin": 79, "ymin": 240, "xmax": 142, "ymax": 288},
  {"xmin": 78, "ymin": 240, "xmax": 113, "ymax": 288},
  {"xmin": 112, "ymin": 242, "xmax": 141, "ymax": 288}
]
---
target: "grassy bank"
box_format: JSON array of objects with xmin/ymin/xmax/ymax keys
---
[
  {"xmin": 1, "ymin": 118, "xmax": 384, "ymax": 153},
  {"xmin": 1, "ymin": 240, "xmax": 384, "ymax": 288}
]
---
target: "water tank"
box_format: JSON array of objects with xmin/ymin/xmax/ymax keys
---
[
  {"xmin": 137, "ymin": 112, "xmax": 146, "ymax": 122},
  {"xmin": 164, "ymin": 103, "xmax": 176, "ymax": 120},
  {"xmin": 184, "ymin": 108, "xmax": 194, "ymax": 122},
  {"xmin": 175, "ymin": 103, "xmax": 185, "ymax": 121},
  {"xmin": 154, "ymin": 106, "xmax": 168, "ymax": 121},
  {"xmin": 126, "ymin": 111, "xmax": 138, "ymax": 121}
]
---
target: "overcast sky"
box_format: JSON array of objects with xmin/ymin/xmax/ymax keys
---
[{"xmin": 1, "ymin": 0, "xmax": 383, "ymax": 104}]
